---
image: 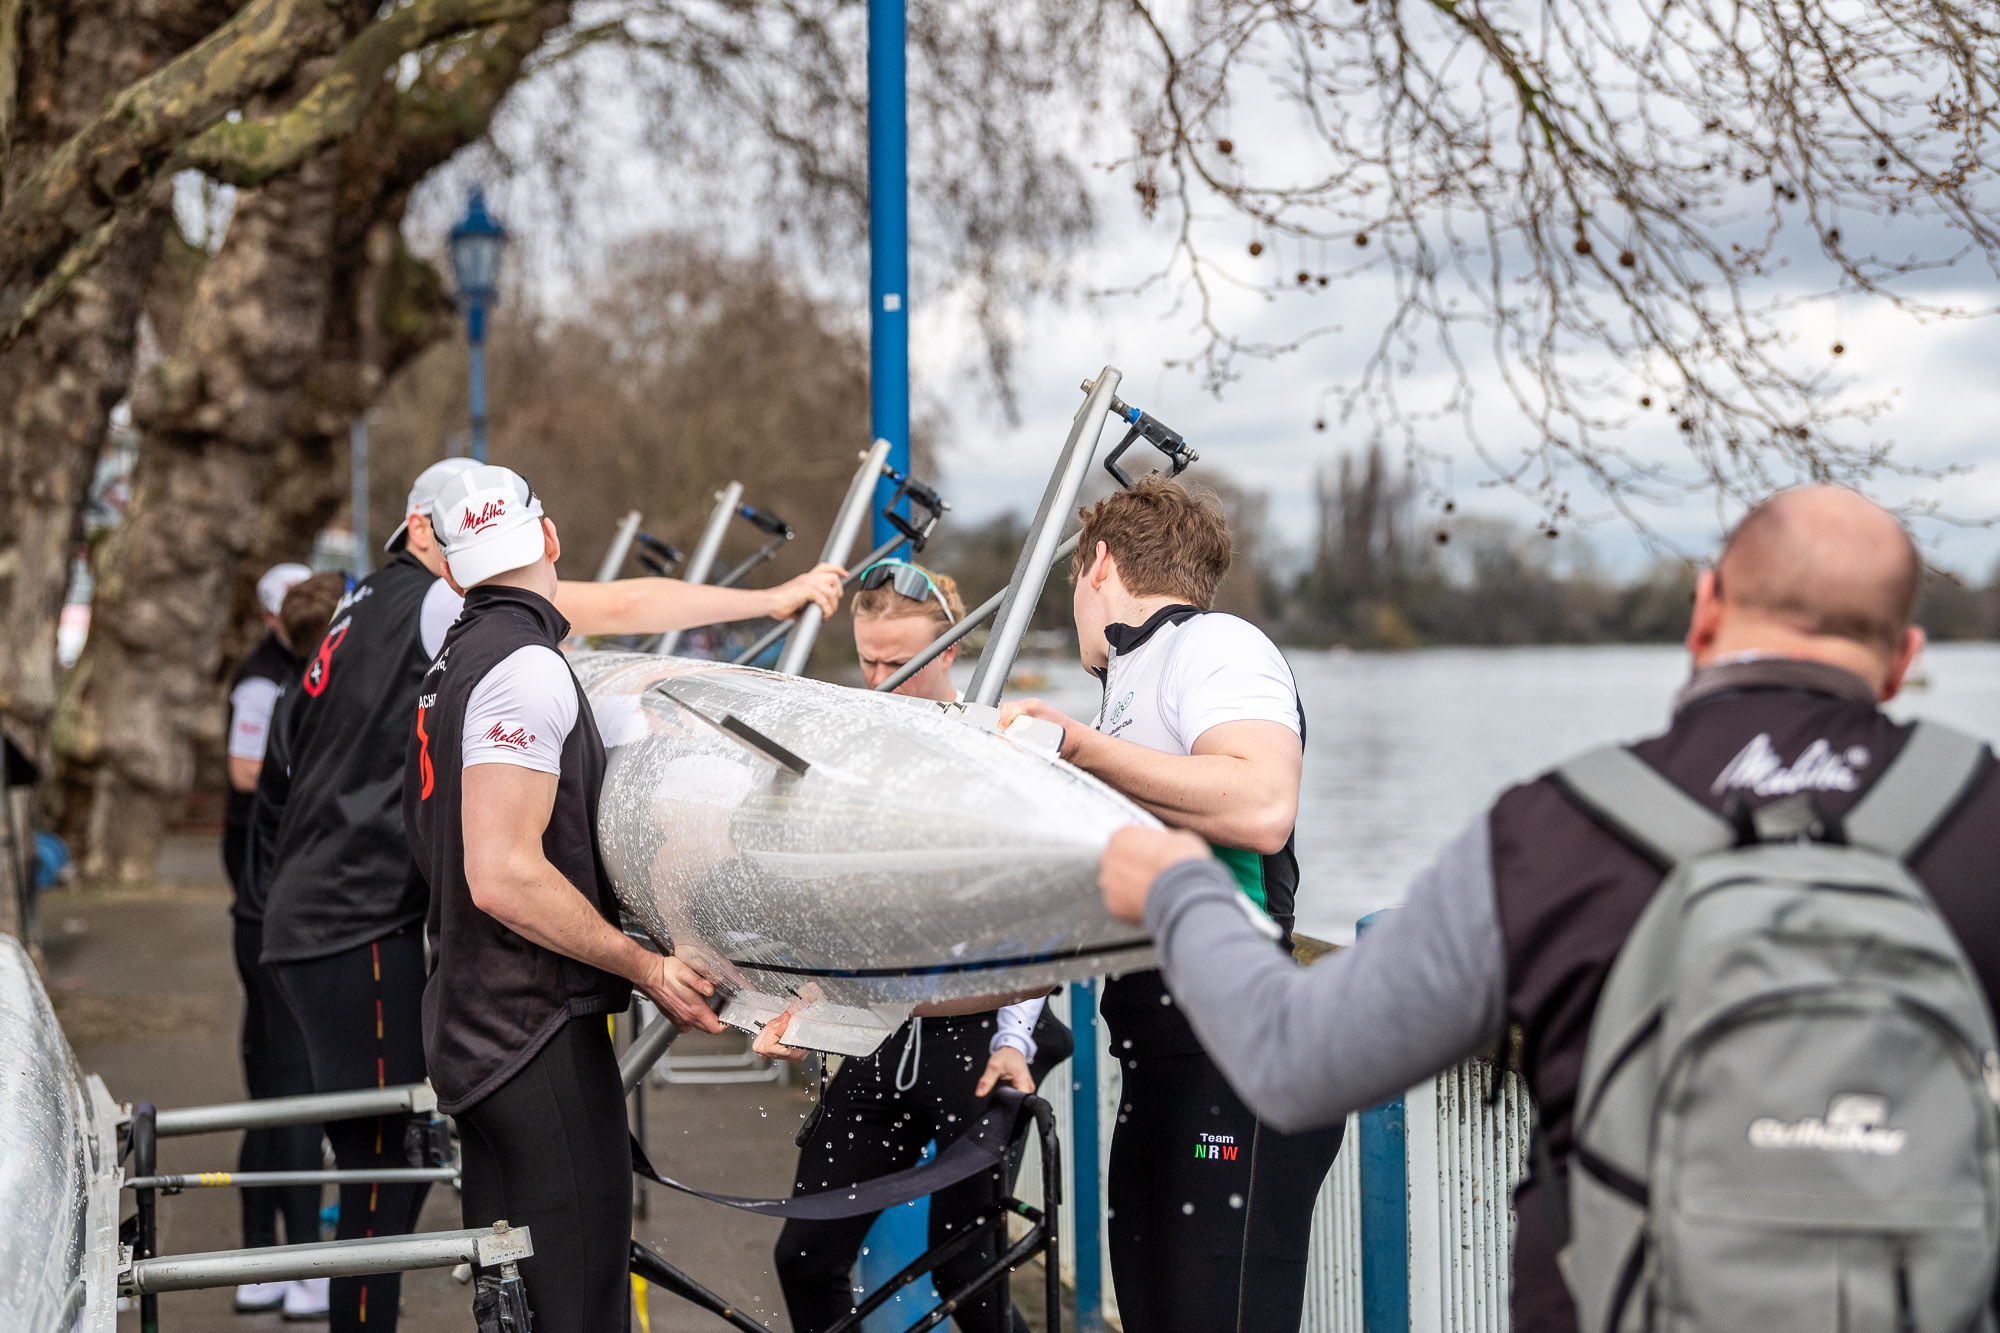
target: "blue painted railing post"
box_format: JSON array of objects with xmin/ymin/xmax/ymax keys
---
[
  {"xmin": 1356, "ymin": 910, "xmax": 1409, "ymax": 1332},
  {"xmin": 867, "ymin": 0, "xmax": 910, "ymax": 549},
  {"xmin": 1070, "ymin": 980, "xmax": 1105, "ymax": 1330}
]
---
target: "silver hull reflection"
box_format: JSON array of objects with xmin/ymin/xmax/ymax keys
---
[
  {"xmin": 0, "ymin": 937, "xmax": 121, "ymax": 1333},
  {"xmin": 575, "ymin": 653, "xmax": 1158, "ymax": 1055}
]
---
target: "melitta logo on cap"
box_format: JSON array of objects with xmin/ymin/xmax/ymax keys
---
[{"xmin": 460, "ymin": 498, "xmax": 509, "ymax": 536}]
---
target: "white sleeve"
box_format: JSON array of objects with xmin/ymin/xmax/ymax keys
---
[
  {"xmin": 1167, "ymin": 616, "xmax": 1302, "ymax": 748},
  {"xmin": 461, "ymin": 646, "xmax": 579, "ymax": 776},
  {"xmin": 991, "ymin": 996, "xmax": 1046, "ymax": 1061},
  {"xmin": 419, "ymin": 579, "xmax": 465, "ymax": 659},
  {"xmin": 226, "ymin": 677, "xmax": 284, "ymax": 760}
]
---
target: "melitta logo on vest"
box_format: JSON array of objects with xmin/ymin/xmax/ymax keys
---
[
  {"xmin": 1748, "ymin": 1095, "xmax": 1907, "ymax": 1156},
  {"xmin": 1712, "ymin": 733, "xmax": 1871, "ymax": 797},
  {"xmin": 484, "ymin": 721, "xmax": 536, "ymax": 751},
  {"xmin": 461, "ymin": 499, "xmax": 508, "ymax": 535}
]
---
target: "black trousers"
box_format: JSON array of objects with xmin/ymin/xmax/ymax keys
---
[
  {"xmin": 1107, "ymin": 1049, "xmax": 1343, "ymax": 1333},
  {"xmin": 457, "ymin": 1015, "xmax": 633, "ymax": 1333},
  {"xmin": 231, "ymin": 915, "xmax": 322, "ymax": 1249},
  {"xmin": 273, "ymin": 928, "xmax": 431, "ymax": 1333},
  {"xmin": 776, "ymin": 1009, "xmax": 1073, "ymax": 1333}
]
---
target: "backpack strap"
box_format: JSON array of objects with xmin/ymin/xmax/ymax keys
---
[
  {"xmin": 1552, "ymin": 745, "xmax": 1735, "ymax": 870},
  {"xmin": 1841, "ymin": 721, "xmax": 1992, "ymax": 862}
]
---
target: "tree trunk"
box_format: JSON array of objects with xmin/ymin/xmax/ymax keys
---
[
  {"xmin": 52, "ymin": 11, "xmax": 559, "ymax": 881},
  {"xmin": 54, "ymin": 152, "xmax": 341, "ymax": 880},
  {"xmin": 0, "ymin": 208, "xmax": 166, "ymax": 764}
]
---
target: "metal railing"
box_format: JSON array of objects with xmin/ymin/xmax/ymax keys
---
[{"xmin": 1027, "ymin": 986, "xmax": 1532, "ymax": 1331}]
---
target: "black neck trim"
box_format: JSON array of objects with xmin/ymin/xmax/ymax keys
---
[{"xmin": 1104, "ymin": 603, "xmax": 1205, "ymax": 657}]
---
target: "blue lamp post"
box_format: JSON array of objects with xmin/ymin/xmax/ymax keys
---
[
  {"xmin": 867, "ymin": 0, "xmax": 911, "ymax": 549},
  {"xmin": 449, "ymin": 186, "xmax": 507, "ymax": 462}
]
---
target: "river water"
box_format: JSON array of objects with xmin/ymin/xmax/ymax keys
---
[{"xmin": 1022, "ymin": 641, "xmax": 2000, "ymax": 944}]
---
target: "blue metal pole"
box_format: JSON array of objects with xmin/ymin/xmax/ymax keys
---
[
  {"xmin": 867, "ymin": 0, "xmax": 910, "ymax": 549},
  {"xmin": 1355, "ymin": 910, "xmax": 1409, "ymax": 1332},
  {"xmin": 467, "ymin": 301, "xmax": 489, "ymax": 462},
  {"xmin": 1070, "ymin": 980, "xmax": 1104, "ymax": 1329}
]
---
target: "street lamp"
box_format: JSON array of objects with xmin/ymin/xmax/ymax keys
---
[{"xmin": 448, "ymin": 186, "xmax": 506, "ymax": 462}]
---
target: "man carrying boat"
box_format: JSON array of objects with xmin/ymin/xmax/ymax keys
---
[
  {"xmin": 1001, "ymin": 479, "xmax": 1342, "ymax": 1333},
  {"xmin": 255, "ymin": 456, "xmax": 842, "ymax": 1333},
  {"xmin": 1099, "ymin": 486, "xmax": 2000, "ymax": 1330},
  {"xmin": 404, "ymin": 464, "xmax": 765, "ymax": 1331},
  {"xmin": 770, "ymin": 559, "xmax": 1074, "ymax": 1333}
]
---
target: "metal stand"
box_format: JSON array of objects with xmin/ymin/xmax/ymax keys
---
[
  {"xmin": 132, "ymin": 1101, "xmax": 159, "ymax": 1333},
  {"xmin": 817, "ymin": 1097, "xmax": 1062, "ymax": 1333},
  {"xmin": 655, "ymin": 1039, "xmax": 790, "ymax": 1087},
  {"xmin": 118, "ymin": 1083, "xmax": 534, "ymax": 1327},
  {"xmin": 153, "ymin": 1080, "xmax": 436, "ymax": 1137},
  {"xmin": 630, "ymin": 1241, "xmax": 768, "ymax": 1333},
  {"xmin": 123, "ymin": 1222, "xmax": 534, "ymax": 1297},
  {"xmin": 636, "ymin": 1095, "xmax": 1064, "ymax": 1333}
]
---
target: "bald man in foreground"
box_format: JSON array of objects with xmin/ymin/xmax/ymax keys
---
[{"xmin": 1098, "ymin": 486, "xmax": 2000, "ymax": 1332}]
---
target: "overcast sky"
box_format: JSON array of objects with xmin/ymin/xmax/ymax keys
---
[{"xmin": 415, "ymin": 31, "xmax": 2000, "ymax": 585}]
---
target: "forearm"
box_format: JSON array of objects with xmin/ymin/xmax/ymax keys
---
[
  {"xmin": 1144, "ymin": 817, "xmax": 1506, "ymax": 1133},
  {"xmin": 553, "ymin": 578, "xmax": 783, "ymax": 637},
  {"xmin": 1070, "ymin": 729, "xmax": 1291, "ymax": 850},
  {"xmin": 473, "ymin": 858, "xmax": 654, "ymax": 984}
]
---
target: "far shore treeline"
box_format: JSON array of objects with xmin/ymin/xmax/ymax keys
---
[{"xmin": 920, "ymin": 453, "xmax": 2000, "ymax": 655}]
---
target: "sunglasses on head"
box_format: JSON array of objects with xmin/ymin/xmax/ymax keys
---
[{"xmin": 858, "ymin": 560, "xmax": 955, "ymax": 623}]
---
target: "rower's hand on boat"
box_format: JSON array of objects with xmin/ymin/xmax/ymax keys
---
[
  {"xmin": 751, "ymin": 1012, "xmax": 810, "ymax": 1063},
  {"xmin": 999, "ymin": 699, "xmax": 1085, "ymax": 760},
  {"xmin": 975, "ymin": 1045, "xmax": 1035, "ymax": 1098},
  {"xmin": 642, "ymin": 956, "xmax": 726, "ymax": 1034},
  {"xmin": 1100, "ymin": 826, "xmax": 1213, "ymax": 923},
  {"xmin": 767, "ymin": 563, "xmax": 846, "ymax": 621}
]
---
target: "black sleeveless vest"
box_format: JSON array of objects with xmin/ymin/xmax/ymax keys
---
[
  {"xmin": 262, "ymin": 554, "xmax": 439, "ymax": 963},
  {"xmin": 404, "ymin": 584, "xmax": 631, "ymax": 1113},
  {"xmin": 224, "ymin": 633, "xmax": 299, "ymax": 834}
]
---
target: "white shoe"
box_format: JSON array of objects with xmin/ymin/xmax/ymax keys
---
[
  {"xmin": 281, "ymin": 1278, "xmax": 330, "ymax": 1321},
  {"xmin": 233, "ymin": 1282, "xmax": 287, "ymax": 1312}
]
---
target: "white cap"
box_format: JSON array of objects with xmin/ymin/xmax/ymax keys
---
[
  {"xmin": 256, "ymin": 563, "xmax": 312, "ymax": 617},
  {"xmin": 384, "ymin": 457, "xmax": 481, "ymax": 552},
  {"xmin": 431, "ymin": 465, "xmax": 548, "ymax": 589}
]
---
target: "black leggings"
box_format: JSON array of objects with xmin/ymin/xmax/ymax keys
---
[
  {"xmin": 232, "ymin": 916, "xmax": 321, "ymax": 1249},
  {"xmin": 274, "ymin": 929, "xmax": 431, "ymax": 1333},
  {"xmin": 1107, "ymin": 1049, "xmax": 1343, "ymax": 1333},
  {"xmin": 776, "ymin": 1009, "xmax": 1072, "ymax": 1333},
  {"xmin": 457, "ymin": 1015, "xmax": 633, "ymax": 1333}
]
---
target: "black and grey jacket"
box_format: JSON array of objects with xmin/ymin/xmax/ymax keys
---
[{"xmin": 1143, "ymin": 657, "xmax": 2000, "ymax": 1333}]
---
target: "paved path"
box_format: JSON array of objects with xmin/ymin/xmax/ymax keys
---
[{"xmin": 51, "ymin": 835, "xmax": 1056, "ymax": 1332}]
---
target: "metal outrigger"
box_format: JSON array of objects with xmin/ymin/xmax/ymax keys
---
[{"xmin": 877, "ymin": 365, "xmax": 1197, "ymax": 696}]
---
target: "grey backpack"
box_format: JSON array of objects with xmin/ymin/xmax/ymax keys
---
[{"xmin": 1552, "ymin": 721, "xmax": 2000, "ymax": 1333}]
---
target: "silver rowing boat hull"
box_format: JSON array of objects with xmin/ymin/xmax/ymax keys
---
[{"xmin": 575, "ymin": 653, "xmax": 1157, "ymax": 1055}]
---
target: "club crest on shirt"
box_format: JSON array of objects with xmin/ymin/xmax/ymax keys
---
[{"xmin": 1712, "ymin": 733, "xmax": 1870, "ymax": 797}]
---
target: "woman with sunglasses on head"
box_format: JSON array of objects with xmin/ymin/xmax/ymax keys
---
[{"xmin": 771, "ymin": 561, "xmax": 1074, "ymax": 1333}]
